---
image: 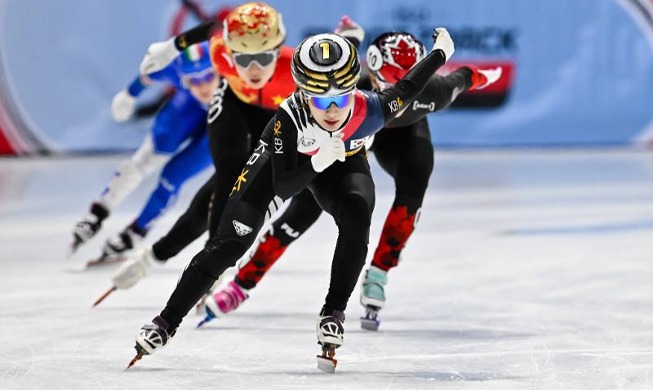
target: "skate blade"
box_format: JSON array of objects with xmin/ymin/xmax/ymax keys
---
[
  {"xmin": 196, "ymin": 308, "xmax": 217, "ymax": 328},
  {"xmin": 316, "ymin": 356, "xmax": 337, "ymax": 373},
  {"xmin": 316, "ymin": 345, "xmax": 337, "ymax": 373},
  {"xmin": 92, "ymin": 286, "xmax": 117, "ymax": 307},
  {"xmin": 360, "ymin": 316, "xmax": 380, "ymax": 331},
  {"xmin": 86, "ymin": 255, "xmax": 126, "ymax": 269},
  {"xmin": 125, "ymin": 352, "xmax": 143, "ymax": 371},
  {"xmin": 125, "ymin": 345, "xmax": 147, "ymax": 370}
]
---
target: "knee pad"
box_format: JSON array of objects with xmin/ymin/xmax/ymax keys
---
[
  {"xmin": 338, "ymin": 173, "xmax": 375, "ymax": 216},
  {"xmin": 194, "ymin": 237, "xmax": 250, "ymax": 278},
  {"xmin": 337, "ymin": 193, "xmax": 373, "ymax": 243}
]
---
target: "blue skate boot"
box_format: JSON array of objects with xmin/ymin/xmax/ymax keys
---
[{"xmin": 359, "ymin": 265, "xmax": 388, "ymax": 331}]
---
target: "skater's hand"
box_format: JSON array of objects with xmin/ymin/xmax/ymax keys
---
[
  {"xmin": 311, "ymin": 134, "xmax": 346, "ymax": 172},
  {"xmin": 139, "ymin": 38, "xmax": 179, "ymax": 75},
  {"xmin": 432, "ymin": 27, "xmax": 454, "ymax": 62},
  {"xmin": 472, "ymin": 67, "xmax": 503, "ymax": 90},
  {"xmin": 334, "ymin": 15, "xmax": 365, "ymax": 42},
  {"xmin": 111, "ymin": 89, "xmax": 137, "ymax": 122}
]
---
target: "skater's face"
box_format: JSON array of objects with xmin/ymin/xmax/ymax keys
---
[
  {"xmin": 184, "ymin": 70, "xmax": 220, "ymax": 105},
  {"xmin": 232, "ymin": 49, "xmax": 279, "ymax": 89},
  {"xmin": 306, "ymin": 91, "xmax": 356, "ymax": 132}
]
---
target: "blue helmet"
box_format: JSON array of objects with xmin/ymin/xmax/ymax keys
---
[{"xmin": 175, "ymin": 42, "xmax": 214, "ymax": 84}]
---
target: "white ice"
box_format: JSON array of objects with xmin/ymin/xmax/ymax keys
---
[{"xmin": 1, "ymin": 150, "xmax": 653, "ymax": 389}]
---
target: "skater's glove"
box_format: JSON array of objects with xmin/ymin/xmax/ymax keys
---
[
  {"xmin": 471, "ymin": 66, "xmax": 503, "ymax": 90},
  {"xmin": 139, "ymin": 38, "xmax": 179, "ymax": 75},
  {"xmin": 334, "ymin": 15, "xmax": 365, "ymax": 43},
  {"xmin": 111, "ymin": 89, "xmax": 137, "ymax": 122},
  {"xmin": 311, "ymin": 134, "xmax": 346, "ymax": 172},
  {"xmin": 432, "ymin": 27, "xmax": 455, "ymax": 63}
]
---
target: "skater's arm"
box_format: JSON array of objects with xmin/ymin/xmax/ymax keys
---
[
  {"xmin": 418, "ymin": 67, "xmax": 474, "ymax": 113},
  {"xmin": 173, "ymin": 21, "xmax": 220, "ymax": 50},
  {"xmin": 140, "ymin": 21, "xmax": 220, "ymax": 75},
  {"xmin": 376, "ymin": 28, "xmax": 454, "ymax": 124}
]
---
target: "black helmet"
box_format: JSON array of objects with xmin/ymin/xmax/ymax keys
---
[{"xmin": 291, "ymin": 33, "xmax": 361, "ymax": 96}]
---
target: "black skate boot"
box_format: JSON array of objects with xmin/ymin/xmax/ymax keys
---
[
  {"xmin": 70, "ymin": 203, "xmax": 109, "ymax": 255},
  {"xmin": 127, "ymin": 315, "xmax": 176, "ymax": 369},
  {"xmin": 90, "ymin": 223, "xmax": 145, "ymax": 267},
  {"xmin": 316, "ymin": 308, "xmax": 345, "ymax": 373}
]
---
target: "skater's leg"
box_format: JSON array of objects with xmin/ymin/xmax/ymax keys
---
[
  {"xmin": 310, "ymin": 153, "xmax": 376, "ymax": 314},
  {"xmin": 102, "ymin": 132, "xmax": 212, "ymax": 258},
  {"xmin": 151, "ymin": 174, "xmax": 215, "ymax": 261},
  {"xmin": 160, "ymin": 199, "xmax": 265, "ymax": 330},
  {"xmin": 159, "ymin": 144, "xmax": 277, "ymax": 329},
  {"xmin": 203, "ymin": 189, "xmax": 324, "ymax": 319},
  {"xmin": 133, "ymin": 129, "xmax": 211, "ymax": 233},
  {"xmin": 370, "ymin": 119, "xmax": 433, "ymax": 271},
  {"xmin": 360, "ymin": 120, "xmax": 434, "ymax": 329},
  {"xmin": 309, "ymin": 154, "xmax": 375, "ymax": 368},
  {"xmin": 235, "ymin": 189, "xmax": 323, "ymax": 290}
]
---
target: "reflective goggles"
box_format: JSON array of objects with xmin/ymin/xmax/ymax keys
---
[
  {"xmin": 232, "ymin": 50, "xmax": 278, "ymax": 68},
  {"xmin": 308, "ymin": 92, "xmax": 353, "ymax": 110},
  {"xmin": 181, "ymin": 68, "xmax": 216, "ymax": 87}
]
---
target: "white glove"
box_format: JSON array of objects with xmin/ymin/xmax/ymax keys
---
[
  {"xmin": 432, "ymin": 27, "xmax": 455, "ymax": 62},
  {"xmin": 476, "ymin": 67, "xmax": 503, "ymax": 89},
  {"xmin": 139, "ymin": 37, "xmax": 180, "ymax": 75},
  {"xmin": 110, "ymin": 89, "xmax": 137, "ymax": 122},
  {"xmin": 334, "ymin": 15, "xmax": 365, "ymax": 42},
  {"xmin": 111, "ymin": 247, "xmax": 158, "ymax": 289},
  {"xmin": 311, "ymin": 134, "xmax": 346, "ymax": 172}
]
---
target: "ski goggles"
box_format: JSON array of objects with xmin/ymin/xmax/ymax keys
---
[
  {"xmin": 181, "ymin": 68, "xmax": 217, "ymax": 87},
  {"xmin": 232, "ymin": 50, "xmax": 278, "ymax": 68},
  {"xmin": 308, "ymin": 92, "xmax": 353, "ymax": 110}
]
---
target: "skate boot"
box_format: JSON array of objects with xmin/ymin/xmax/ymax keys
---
[
  {"xmin": 91, "ymin": 225, "xmax": 145, "ymax": 267},
  {"xmin": 127, "ymin": 315, "xmax": 176, "ymax": 369},
  {"xmin": 70, "ymin": 202, "xmax": 109, "ymax": 255},
  {"xmin": 469, "ymin": 66, "xmax": 503, "ymax": 90},
  {"xmin": 111, "ymin": 247, "xmax": 162, "ymax": 289},
  {"xmin": 316, "ymin": 308, "xmax": 345, "ymax": 373},
  {"xmin": 360, "ymin": 265, "xmax": 388, "ymax": 331},
  {"xmin": 91, "ymin": 247, "xmax": 163, "ymax": 307},
  {"xmin": 197, "ymin": 280, "xmax": 249, "ymax": 328}
]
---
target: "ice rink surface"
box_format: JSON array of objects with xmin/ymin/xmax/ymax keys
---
[{"xmin": 1, "ymin": 149, "xmax": 653, "ymax": 389}]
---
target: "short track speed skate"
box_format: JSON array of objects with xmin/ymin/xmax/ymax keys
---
[
  {"xmin": 315, "ymin": 309, "xmax": 345, "ymax": 373},
  {"xmin": 360, "ymin": 266, "xmax": 387, "ymax": 331},
  {"xmin": 317, "ymin": 344, "xmax": 338, "ymax": 373},
  {"xmin": 126, "ymin": 316, "xmax": 175, "ymax": 370}
]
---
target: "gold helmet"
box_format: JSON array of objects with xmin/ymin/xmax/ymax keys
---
[{"xmin": 223, "ymin": 2, "xmax": 286, "ymax": 53}]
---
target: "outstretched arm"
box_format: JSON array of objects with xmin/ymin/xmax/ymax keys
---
[
  {"xmin": 139, "ymin": 21, "xmax": 220, "ymax": 75},
  {"xmin": 376, "ymin": 28, "xmax": 455, "ymax": 124}
]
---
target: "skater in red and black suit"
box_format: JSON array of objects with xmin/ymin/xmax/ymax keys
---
[
  {"xmin": 201, "ymin": 32, "xmax": 502, "ymax": 331},
  {"xmin": 128, "ymin": 28, "xmax": 456, "ymax": 372}
]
